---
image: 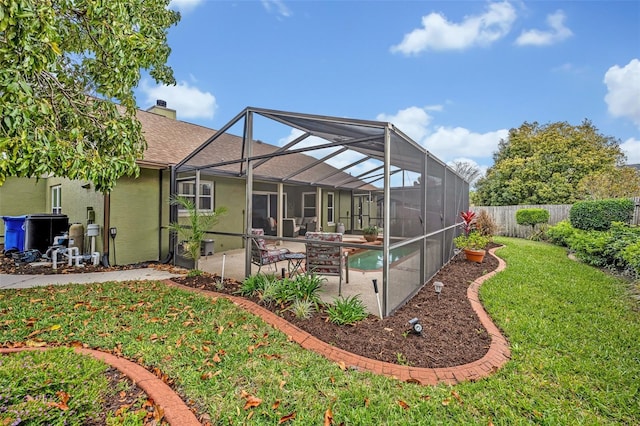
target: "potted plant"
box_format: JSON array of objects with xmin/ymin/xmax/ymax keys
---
[
  {"xmin": 454, "ymin": 210, "xmax": 491, "ymax": 263},
  {"xmin": 362, "ymin": 225, "xmax": 379, "ymax": 242}
]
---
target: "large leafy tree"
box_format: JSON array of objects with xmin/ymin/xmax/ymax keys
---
[
  {"xmin": 474, "ymin": 120, "xmax": 626, "ymax": 205},
  {"xmin": 0, "ymin": 0, "xmax": 180, "ymax": 191},
  {"xmin": 578, "ymin": 167, "xmax": 640, "ymax": 200}
]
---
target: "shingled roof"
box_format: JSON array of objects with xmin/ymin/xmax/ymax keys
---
[
  {"xmin": 136, "ymin": 107, "xmax": 378, "ymax": 190},
  {"xmin": 135, "ymin": 109, "xmax": 216, "ymax": 168}
]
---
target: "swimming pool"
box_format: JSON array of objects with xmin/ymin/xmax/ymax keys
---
[{"xmin": 348, "ymin": 245, "xmax": 416, "ymax": 270}]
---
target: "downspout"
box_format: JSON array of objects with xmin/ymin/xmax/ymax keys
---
[
  {"xmin": 102, "ymin": 191, "xmax": 111, "ymax": 266},
  {"xmin": 169, "ymin": 165, "xmax": 177, "ymax": 262},
  {"xmin": 158, "ymin": 168, "xmax": 163, "ymax": 261}
]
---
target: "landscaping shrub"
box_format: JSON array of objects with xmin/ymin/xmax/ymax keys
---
[
  {"xmin": 546, "ymin": 220, "xmax": 575, "ymax": 246},
  {"xmin": 475, "ymin": 209, "xmax": 498, "ymax": 237},
  {"xmin": 516, "ymin": 208, "xmax": 550, "ymax": 240},
  {"xmin": 569, "ymin": 198, "xmax": 634, "ymax": 231},
  {"xmin": 567, "ymin": 228, "xmax": 613, "ymax": 267},
  {"xmin": 516, "ymin": 208, "xmax": 550, "ymax": 227},
  {"xmin": 555, "ymin": 220, "xmax": 640, "ymax": 277},
  {"xmin": 622, "ymin": 241, "xmax": 640, "ymax": 279}
]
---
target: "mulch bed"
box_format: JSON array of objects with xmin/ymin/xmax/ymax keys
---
[
  {"xmin": 1, "ymin": 246, "xmax": 501, "ymax": 368},
  {"xmin": 172, "ymin": 246, "xmax": 501, "ymax": 369}
]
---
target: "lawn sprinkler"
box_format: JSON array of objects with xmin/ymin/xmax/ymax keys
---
[
  {"xmin": 408, "ymin": 317, "xmax": 423, "ymax": 335},
  {"xmin": 372, "ymin": 279, "xmax": 383, "ymax": 319},
  {"xmin": 434, "ymin": 281, "xmax": 444, "ymax": 299}
]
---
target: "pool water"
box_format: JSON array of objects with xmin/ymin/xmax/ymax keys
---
[{"xmin": 348, "ymin": 245, "xmax": 416, "ymax": 270}]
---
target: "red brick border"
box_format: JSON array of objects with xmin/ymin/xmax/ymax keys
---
[
  {"xmin": 0, "ymin": 347, "xmax": 200, "ymax": 426},
  {"xmin": 167, "ymin": 245, "xmax": 510, "ymax": 386}
]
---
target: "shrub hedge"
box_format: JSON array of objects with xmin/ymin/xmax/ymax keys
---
[
  {"xmin": 516, "ymin": 208, "xmax": 550, "ymax": 227},
  {"xmin": 547, "ymin": 220, "xmax": 640, "ymax": 278},
  {"xmin": 569, "ymin": 198, "xmax": 634, "ymax": 231}
]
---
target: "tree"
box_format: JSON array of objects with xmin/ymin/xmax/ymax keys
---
[
  {"xmin": 0, "ymin": 0, "xmax": 180, "ymax": 192},
  {"xmin": 578, "ymin": 167, "xmax": 640, "ymax": 199},
  {"xmin": 474, "ymin": 120, "xmax": 626, "ymax": 205},
  {"xmin": 450, "ymin": 160, "xmax": 482, "ymax": 186}
]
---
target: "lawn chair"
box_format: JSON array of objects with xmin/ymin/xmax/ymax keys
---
[
  {"xmin": 250, "ymin": 228, "xmax": 289, "ymax": 273},
  {"xmin": 305, "ymin": 232, "xmax": 347, "ymax": 295}
]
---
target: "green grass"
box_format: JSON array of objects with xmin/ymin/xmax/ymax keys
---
[
  {"xmin": 1, "ymin": 237, "xmax": 639, "ymax": 424},
  {"xmin": 0, "ymin": 347, "xmax": 149, "ymax": 425}
]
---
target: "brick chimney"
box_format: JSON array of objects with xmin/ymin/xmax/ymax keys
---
[{"xmin": 146, "ymin": 99, "xmax": 176, "ymax": 119}]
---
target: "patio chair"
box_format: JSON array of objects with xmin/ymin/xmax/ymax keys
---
[
  {"xmin": 282, "ymin": 218, "xmax": 300, "ymax": 237},
  {"xmin": 250, "ymin": 228, "xmax": 289, "ymax": 273},
  {"xmin": 299, "ymin": 216, "xmax": 317, "ymax": 235},
  {"xmin": 304, "ymin": 232, "xmax": 347, "ymax": 295}
]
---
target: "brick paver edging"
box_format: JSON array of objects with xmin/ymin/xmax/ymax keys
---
[
  {"xmin": 0, "ymin": 346, "xmax": 201, "ymax": 426},
  {"xmin": 166, "ymin": 245, "xmax": 510, "ymax": 386}
]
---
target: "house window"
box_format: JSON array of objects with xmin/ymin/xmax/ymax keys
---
[
  {"xmin": 302, "ymin": 192, "xmax": 316, "ymax": 218},
  {"xmin": 177, "ymin": 180, "xmax": 213, "ymax": 213},
  {"xmin": 327, "ymin": 192, "xmax": 335, "ymax": 224},
  {"xmin": 51, "ymin": 185, "xmax": 62, "ymax": 214}
]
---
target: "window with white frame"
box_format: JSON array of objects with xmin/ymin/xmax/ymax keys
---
[
  {"xmin": 51, "ymin": 185, "xmax": 62, "ymax": 214},
  {"xmin": 327, "ymin": 192, "xmax": 335, "ymax": 224},
  {"xmin": 302, "ymin": 192, "xmax": 316, "ymax": 218},
  {"xmin": 177, "ymin": 180, "xmax": 213, "ymax": 213}
]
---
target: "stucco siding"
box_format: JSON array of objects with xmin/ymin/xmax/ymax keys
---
[
  {"xmin": 46, "ymin": 177, "xmax": 106, "ymax": 254},
  {"xmin": 109, "ymin": 169, "xmax": 161, "ymax": 265},
  {"xmin": 0, "ymin": 177, "xmax": 47, "ymax": 242}
]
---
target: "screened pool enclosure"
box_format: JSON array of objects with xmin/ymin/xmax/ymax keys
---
[{"xmin": 172, "ymin": 107, "xmax": 469, "ymax": 317}]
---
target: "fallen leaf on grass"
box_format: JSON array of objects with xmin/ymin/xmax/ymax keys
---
[
  {"xmin": 47, "ymin": 391, "xmax": 70, "ymax": 411},
  {"xmin": 278, "ymin": 412, "xmax": 296, "ymax": 424},
  {"xmin": 272, "ymin": 400, "xmax": 281, "ymax": 410},
  {"xmin": 397, "ymin": 400, "xmax": 409, "ymax": 410},
  {"xmin": 441, "ymin": 398, "xmax": 451, "ymax": 406},
  {"xmin": 240, "ymin": 391, "xmax": 262, "ymax": 410},
  {"xmin": 451, "ymin": 390, "xmax": 463, "ymax": 404},
  {"xmin": 324, "ymin": 407, "xmax": 333, "ymax": 425}
]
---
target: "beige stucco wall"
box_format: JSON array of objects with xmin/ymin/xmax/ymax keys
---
[
  {"xmin": 45, "ymin": 176, "xmax": 106, "ymax": 254},
  {"xmin": 173, "ymin": 175, "xmax": 246, "ymax": 254},
  {"xmin": 0, "ymin": 177, "xmax": 47, "ymax": 243},
  {"xmin": 109, "ymin": 168, "xmax": 161, "ymax": 265}
]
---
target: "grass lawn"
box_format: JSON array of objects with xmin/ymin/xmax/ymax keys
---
[{"xmin": 1, "ymin": 237, "xmax": 639, "ymax": 425}]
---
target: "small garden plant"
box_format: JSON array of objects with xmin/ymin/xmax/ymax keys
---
[{"xmin": 326, "ymin": 295, "xmax": 368, "ymax": 325}]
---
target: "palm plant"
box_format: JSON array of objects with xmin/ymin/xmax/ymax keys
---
[{"xmin": 167, "ymin": 195, "xmax": 227, "ymax": 266}]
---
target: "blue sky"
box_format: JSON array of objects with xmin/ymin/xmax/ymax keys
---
[{"xmin": 135, "ymin": 0, "xmax": 640, "ymax": 176}]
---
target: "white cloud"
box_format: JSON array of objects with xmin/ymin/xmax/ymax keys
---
[
  {"xmin": 376, "ymin": 106, "xmax": 434, "ymax": 142},
  {"xmin": 621, "ymin": 137, "xmax": 640, "ymax": 164},
  {"xmin": 261, "ymin": 0, "xmax": 291, "ymax": 18},
  {"xmin": 140, "ymin": 80, "xmax": 217, "ymax": 120},
  {"xmin": 390, "ymin": 1, "xmax": 516, "ymax": 55},
  {"xmin": 375, "ymin": 106, "xmax": 506, "ymax": 164},
  {"xmin": 604, "ymin": 58, "xmax": 640, "ymax": 128},
  {"xmin": 516, "ymin": 10, "xmax": 573, "ymax": 46},
  {"xmin": 169, "ymin": 0, "xmax": 204, "ymax": 13},
  {"xmin": 423, "ymin": 126, "xmax": 507, "ymax": 164}
]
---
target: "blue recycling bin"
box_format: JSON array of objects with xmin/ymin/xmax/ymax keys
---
[{"xmin": 2, "ymin": 215, "xmax": 27, "ymax": 253}]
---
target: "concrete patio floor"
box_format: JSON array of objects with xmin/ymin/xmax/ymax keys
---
[{"xmin": 197, "ymin": 238, "xmax": 387, "ymax": 316}]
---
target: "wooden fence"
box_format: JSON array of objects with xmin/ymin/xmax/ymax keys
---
[{"xmin": 473, "ymin": 197, "xmax": 640, "ymax": 238}]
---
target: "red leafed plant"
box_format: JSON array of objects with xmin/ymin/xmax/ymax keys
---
[{"xmin": 459, "ymin": 211, "xmax": 476, "ymax": 236}]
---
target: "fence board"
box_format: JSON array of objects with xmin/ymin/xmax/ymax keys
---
[{"xmin": 474, "ymin": 198, "xmax": 640, "ymax": 238}]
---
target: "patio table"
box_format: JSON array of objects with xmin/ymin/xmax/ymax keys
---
[{"xmin": 284, "ymin": 252, "xmax": 306, "ymax": 277}]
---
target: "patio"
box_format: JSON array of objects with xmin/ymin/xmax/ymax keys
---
[{"xmin": 198, "ymin": 235, "xmax": 391, "ymax": 316}]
